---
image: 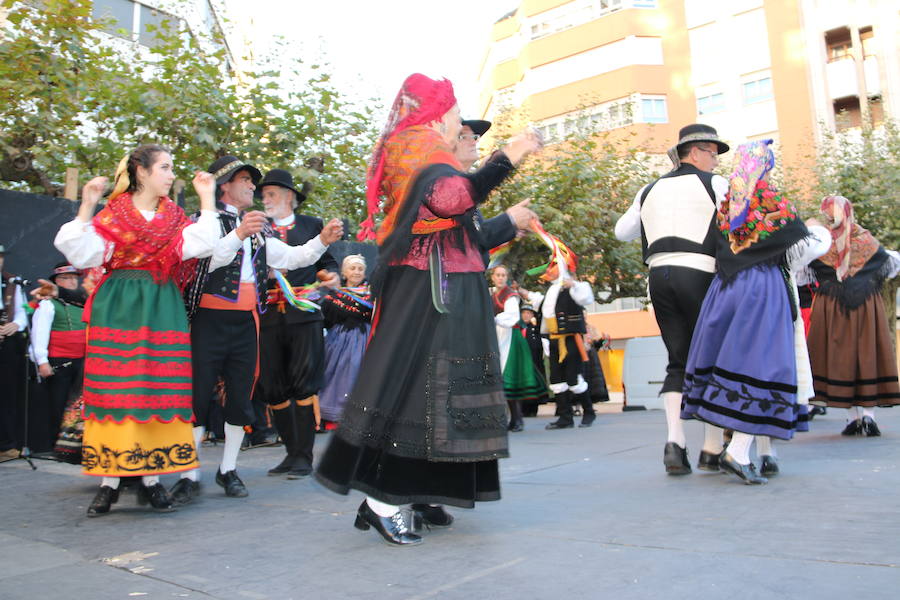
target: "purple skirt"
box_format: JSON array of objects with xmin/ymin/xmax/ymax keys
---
[
  {"xmin": 319, "ymin": 323, "xmax": 370, "ymax": 422},
  {"xmin": 681, "ymin": 266, "xmax": 806, "ymax": 440}
]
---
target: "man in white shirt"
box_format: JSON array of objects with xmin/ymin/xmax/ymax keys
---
[{"xmin": 615, "ymin": 124, "xmax": 729, "ymax": 476}]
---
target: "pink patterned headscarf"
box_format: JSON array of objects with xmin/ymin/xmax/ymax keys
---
[{"xmin": 819, "ymin": 195, "xmax": 878, "ymax": 281}]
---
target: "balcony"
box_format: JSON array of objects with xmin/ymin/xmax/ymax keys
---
[{"xmin": 826, "ymin": 56, "xmax": 881, "ymax": 100}]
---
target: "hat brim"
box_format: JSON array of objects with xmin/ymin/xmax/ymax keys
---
[
  {"xmin": 216, "ymin": 164, "xmax": 262, "ymax": 186},
  {"xmin": 461, "ymin": 119, "xmax": 491, "ymax": 136}
]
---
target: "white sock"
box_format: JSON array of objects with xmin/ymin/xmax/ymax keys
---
[
  {"xmin": 182, "ymin": 469, "xmax": 199, "ymax": 482},
  {"xmin": 862, "ymin": 407, "xmax": 875, "ymax": 419},
  {"xmin": 366, "ymin": 496, "xmax": 400, "ymax": 517},
  {"xmin": 663, "ymin": 392, "xmax": 686, "ymax": 448},
  {"xmin": 141, "ymin": 475, "xmax": 159, "ymax": 487},
  {"xmin": 702, "ymin": 423, "xmax": 724, "ymax": 454},
  {"xmin": 756, "ymin": 435, "xmax": 776, "ymax": 458},
  {"xmin": 220, "ymin": 423, "xmax": 244, "ymax": 474},
  {"xmin": 847, "ymin": 407, "xmax": 860, "ymax": 421},
  {"xmin": 727, "ymin": 432, "xmax": 753, "ymax": 465},
  {"xmin": 179, "ymin": 426, "xmax": 206, "ymax": 482},
  {"xmin": 101, "ymin": 477, "xmax": 120, "ymax": 489}
]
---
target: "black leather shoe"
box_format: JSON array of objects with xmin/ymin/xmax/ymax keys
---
[
  {"xmin": 509, "ymin": 422, "xmax": 524, "ymax": 432},
  {"xmin": 760, "ymin": 455, "xmax": 779, "ymax": 476},
  {"xmin": 169, "ymin": 478, "xmax": 201, "ymax": 505},
  {"xmin": 663, "ymin": 442, "xmax": 691, "ymax": 475},
  {"xmin": 861, "ymin": 416, "xmax": 881, "ymax": 437},
  {"xmin": 268, "ymin": 454, "xmax": 294, "ymax": 476},
  {"xmin": 719, "ymin": 452, "xmax": 767, "ymax": 485},
  {"xmin": 545, "ymin": 420, "xmax": 574, "ymax": 430},
  {"xmin": 841, "ymin": 419, "xmax": 862, "ymax": 436},
  {"xmin": 87, "ymin": 485, "xmax": 120, "ymax": 517},
  {"xmin": 215, "ymin": 469, "xmax": 249, "ymax": 497},
  {"xmin": 136, "ymin": 483, "xmax": 176, "ymax": 511},
  {"xmin": 286, "ymin": 456, "xmax": 313, "ymax": 480},
  {"xmin": 411, "ymin": 504, "xmax": 454, "ymax": 531},
  {"xmin": 808, "ymin": 405, "xmax": 827, "ymax": 420},
  {"xmin": 579, "ymin": 413, "xmax": 596, "ymax": 428},
  {"xmin": 697, "ymin": 450, "xmax": 721, "ymax": 472},
  {"xmin": 354, "ymin": 501, "xmax": 422, "ymax": 546}
]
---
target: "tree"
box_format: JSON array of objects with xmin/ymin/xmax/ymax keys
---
[{"xmin": 482, "ymin": 109, "xmax": 659, "ymax": 302}]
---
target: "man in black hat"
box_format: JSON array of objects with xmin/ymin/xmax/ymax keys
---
[
  {"xmin": 173, "ymin": 157, "xmax": 343, "ymax": 502},
  {"xmin": 0, "ymin": 244, "xmax": 28, "ymax": 462},
  {"xmin": 255, "ymin": 168, "xmax": 339, "ymax": 479},
  {"xmin": 615, "ymin": 123, "xmax": 730, "ymax": 476},
  {"xmin": 30, "ymin": 263, "xmax": 87, "ymax": 450}
]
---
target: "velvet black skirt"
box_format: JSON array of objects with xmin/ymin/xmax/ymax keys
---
[{"xmin": 315, "ymin": 266, "xmax": 507, "ymax": 508}]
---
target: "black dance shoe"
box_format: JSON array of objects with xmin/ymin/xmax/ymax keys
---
[
  {"xmin": 286, "ymin": 457, "xmax": 313, "ymax": 480},
  {"xmin": 579, "ymin": 413, "xmax": 596, "ymax": 428},
  {"xmin": 861, "ymin": 416, "xmax": 881, "ymax": 437},
  {"xmin": 808, "ymin": 405, "xmax": 827, "ymax": 420},
  {"xmin": 841, "ymin": 419, "xmax": 862, "ymax": 436},
  {"xmin": 760, "ymin": 455, "xmax": 779, "ymax": 477},
  {"xmin": 169, "ymin": 478, "xmax": 201, "ymax": 505},
  {"xmin": 354, "ymin": 501, "xmax": 422, "ymax": 546},
  {"xmin": 697, "ymin": 450, "xmax": 721, "ymax": 472},
  {"xmin": 545, "ymin": 420, "xmax": 574, "ymax": 430},
  {"xmin": 86, "ymin": 485, "xmax": 120, "ymax": 517},
  {"xmin": 411, "ymin": 504, "xmax": 454, "ymax": 531},
  {"xmin": 663, "ymin": 442, "xmax": 691, "ymax": 475},
  {"xmin": 136, "ymin": 483, "xmax": 176, "ymax": 511},
  {"xmin": 719, "ymin": 452, "xmax": 767, "ymax": 485},
  {"xmin": 509, "ymin": 422, "xmax": 524, "ymax": 433},
  {"xmin": 215, "ymin": 469, "xmax": 249, "ymax": 497},
  {"xmin": 268, "ymin": 454, "xmax": 294, "ymax": 476}
]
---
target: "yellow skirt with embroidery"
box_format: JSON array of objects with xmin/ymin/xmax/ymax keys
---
[{"xmin": 81, "ymin": 419, "xmax": 199, "ymax": 477}]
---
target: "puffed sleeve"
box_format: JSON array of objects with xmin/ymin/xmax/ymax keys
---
[
  {"xmin": 494, "ymin": 294, "xmax": 520, "ymax": 329},
  {"xmin": 180, "ymin": 210, "xmax": 221, "ymax": 260},
  {"xmin": 787, "ymin": 225, "xmax": 832, "ymax": 273},
  {"xmin": 54, "ymin": 218, "xmax": 107, "ymax": 269},
  {"xmin": 424, "ymin": 176, "xmax": 476, "ymax": 218}
]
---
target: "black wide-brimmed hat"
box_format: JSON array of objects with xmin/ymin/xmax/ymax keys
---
[
  {"xmin": 49, "ymin": 262, "xmax": 78, "ymax": 282},
  {"xmin": 461, "ymin": 119, "xmax": 492, "ymax": 136},
  {"xmin": 258, "ymin": 169, "xmax": 307, "ymax": 203},
  {"xmin": 674, "ymin": 124, "xmax": 729, "ymax": 154},
  {"xmin": 207, "ymin": 155, "xmax": 262, "ymax": 186}
]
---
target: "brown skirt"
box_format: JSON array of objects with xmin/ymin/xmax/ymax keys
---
[{"xmin": 808, "ymin": 293, "xmax": 900, "ymax": 407}]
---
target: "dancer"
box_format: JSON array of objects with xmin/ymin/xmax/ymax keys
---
[
  {"xmin": 615, "ymin": 124, "xmax": 730, "ymax": 475},
  {"xmin": 680, "ymin": 140, "xmax": 831, "ymax": 484},
  {"xmin": 807, "ymin": 195, "xmax": 900, "ymax": 435},
  {"xmin": 54, "ymin": 145, "xmax": 221, "ymax": 515},
  {"xmin": 318, "ymin": 254, "xmax": 373, "ymax": 428},
  {"xmin": 490, "ymin": 265, "xmax": 547, "ymax": 432},
  {"xmin": 30, "ymin": 263, "xmax": 87, "ymax": 449},
  {"xmin": 526, "ymin": 241, "xmax": 595, "ymax": 429},
  {"xmin": 256, "ymin": 168, "xmax": 340, "ymax": 479},
  {"xmin": 174, "ymin": 158, "xmax": 342, "ymax": 502},
  {"xmin": 316, "ymin": 73, "xmax": 542, "ymax": 546}
]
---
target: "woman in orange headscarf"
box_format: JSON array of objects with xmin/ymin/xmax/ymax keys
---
[
  {"xmin": 316, "ymin": 73, "xmax": 541, "ymax": 546},
  {"xmin": 807, "ymin": 195, "xmax": 900, "ymax": 436}
]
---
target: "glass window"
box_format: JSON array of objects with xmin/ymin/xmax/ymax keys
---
[
  {"xmin": 641, "ymin": 97, "xmax": 668, "ymax": 123},
  {"xmin": 92, "ymin": 0, "xmax": 134, "ymax": 36},
  {"xmin": 697, "ymin": 93, "xmax": 726, "ymax": 115},
  {"xmin": 743, "ymin": 77, "xmax": 773, "ymax": 104},
  {"xmin": 140, "ymin": 4, "xmax": 178, "ymax": 47}
]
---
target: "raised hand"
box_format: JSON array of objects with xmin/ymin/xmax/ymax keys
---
[
  {"xmin": 192, "ymin": 171, "xmax": 216, "ymax": 211},
  {"xmin": 77, "ymin": 176, "xmax": 108, "ymax": 221},
  {"xmin": 235, "ymin": 210, "xmax": 268, "ymax": 240},
  {"xmin": 503, "ymin": 128, "xmax": 544, "ymax": 166},
  {"xmin": 319, "ymin": 218, "xmax": 344, "ymax": 245}
]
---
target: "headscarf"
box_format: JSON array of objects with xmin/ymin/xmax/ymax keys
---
[
  {"xmin": 818, "ymin": 195, "xmax": 879, "ymax": 281},
  {"xmin": 359, "ymin": 73, "xmax": 460, "ymax": 242}
]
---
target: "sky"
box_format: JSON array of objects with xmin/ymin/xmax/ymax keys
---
[{"xmin": 231, "ymin": 0, "xmax": 516, "ymax": 119}]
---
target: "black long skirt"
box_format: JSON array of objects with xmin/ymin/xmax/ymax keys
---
[{"xmin": 315, "ymin": 266, "xmax": 507, "ymax": 508}]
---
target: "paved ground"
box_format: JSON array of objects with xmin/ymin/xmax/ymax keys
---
[{"xmin": 1, "ymin": 406, "xmax": 898, "ymax": 600}]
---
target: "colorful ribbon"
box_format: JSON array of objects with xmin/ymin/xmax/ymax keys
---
[{"xmin": 271, "ymin": 270, "xmax": 321, "ymax": 312}]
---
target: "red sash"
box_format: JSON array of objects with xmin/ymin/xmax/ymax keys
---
[{"xmin": 48, "ymin": 330, "xmax": 86, "ymax": 359}]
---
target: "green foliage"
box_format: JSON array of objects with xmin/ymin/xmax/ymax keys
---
[
  {"xmin": 483, "ymin": 110, "xmax": 659, "ymax": 302},
  {"xmin": 0, "ymin": 0, "xmax": 377, "ymax": 223}
]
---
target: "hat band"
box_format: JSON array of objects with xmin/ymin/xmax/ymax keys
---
[
  {"xmin": 53, "ymin": 266, "xmax": 78, "ymax": 276},
  {"xmin": 677, "ymin": 132, "xmax": 721, "ymax": 146},
  {"xmin": 212, "ymin": 159, "xmax": 243, "ymax": 181}
]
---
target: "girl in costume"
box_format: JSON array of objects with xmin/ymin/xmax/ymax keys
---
[
  {"xmin": 315, "ymin": 73, "xmax": 541, "ymax": 546},
  {"xmin": 54, "ymin": 145, "xmax": 220, "ymax": 516},
  {"xmin": 680, "ymin": 140, "xmax": 831, "ymax": 484},
  {"xmin": 806, "ymin": 195, "xmax": 900, "ymax": 435},
  {"xmin": 318, "ymin": 254, "xmax": 373, "ymax": 427},
  {"xmin": 490, "ymin": 265, "xmax": 548, "ymax": 432}
]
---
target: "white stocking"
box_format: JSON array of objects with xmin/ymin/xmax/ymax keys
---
[
  {"xmin": 756, "ymin": 435, "xmax": 776, "ymax": 458},
  {"xmin": 141, "ymin": 475, "xmax": 159, "ymax": 486},
  {"xmin": 366, "ymin": 496, "xmax": 400, "ymax": 517},
  {"xmin": 101, "ymin": 477, "xmax": 120, "ymax": 489},
  {"xmin": 702, "ymin": 423, "xmax": 723, "ymax": 454},
  {"xmin": 179, "ymin": 426, "xmax": 205, "ymax": 482},
  {"xmin": 220, "ymin": 423, "xmax": 244, "ymax": 474},
  {"xmin": 727, "ymin": 432, "xmax": 753, "ymax": 465},
  {"xmin": 847, "ymin": 407, "xmax": 860, "ymax": 421},
  {"xmin": 663, "ymin": 392, "xmax": 686, "ymax": 448}
]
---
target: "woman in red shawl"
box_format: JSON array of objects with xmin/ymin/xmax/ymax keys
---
[
  {"xmin": 315, "ymin": 74, "xmax": 541, "ymax": 546},
  {"xmin": 54, "ymin": 144, "xmax": 220, "ymax": 516},
  {"xmin": 807, "ymin": 195, "xmax": 900, "ymax": 436}
]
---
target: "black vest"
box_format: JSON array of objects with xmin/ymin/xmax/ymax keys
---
[
  {"xmin": 552, "ymin": 289, "xmax": 586, "ymax": 335},
  {"xmin": 639, "ymin": 164, "xmax": 718, "ymax": 264}
]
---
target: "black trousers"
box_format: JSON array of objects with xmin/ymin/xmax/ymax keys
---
[
  {"xmin": 0, "ymin": 334, "xmax": 25, "ymax": 451},
  {"xmin": 256, "ymin": 317, "xmax": 325, "ymax": 406},
  {"xmin": 191, "ymin": 308, "xmax": 258, "ymax": 427},
  {"xmin": 648, "ymin": 265, "xmax": 714, "ymax": 393},
  {"xmin": 548, "ymin": 336, "xmax": 584, "ymax": 388},
  {"xmin": 38, "ymin": 357, "xmax": 83, "ymax": 451}
]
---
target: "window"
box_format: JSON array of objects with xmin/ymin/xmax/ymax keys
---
[
  {"xmin": 92, "ymin": 0, "xmax": 134, "ymax": 36},
  {"xmin": 631, "ymin": 0, "xmax": 657, "ymax": 7},
  {"xmin": 743, "ymin": 77, "xmax": 773, "ymax": 104},
  {"xmin": 697, "ymin": 93, "xmax": 726, "ymax": 115},
  {"xmin": 641, "ymin": 97, "xmax": 668, "ymax": 123}
]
